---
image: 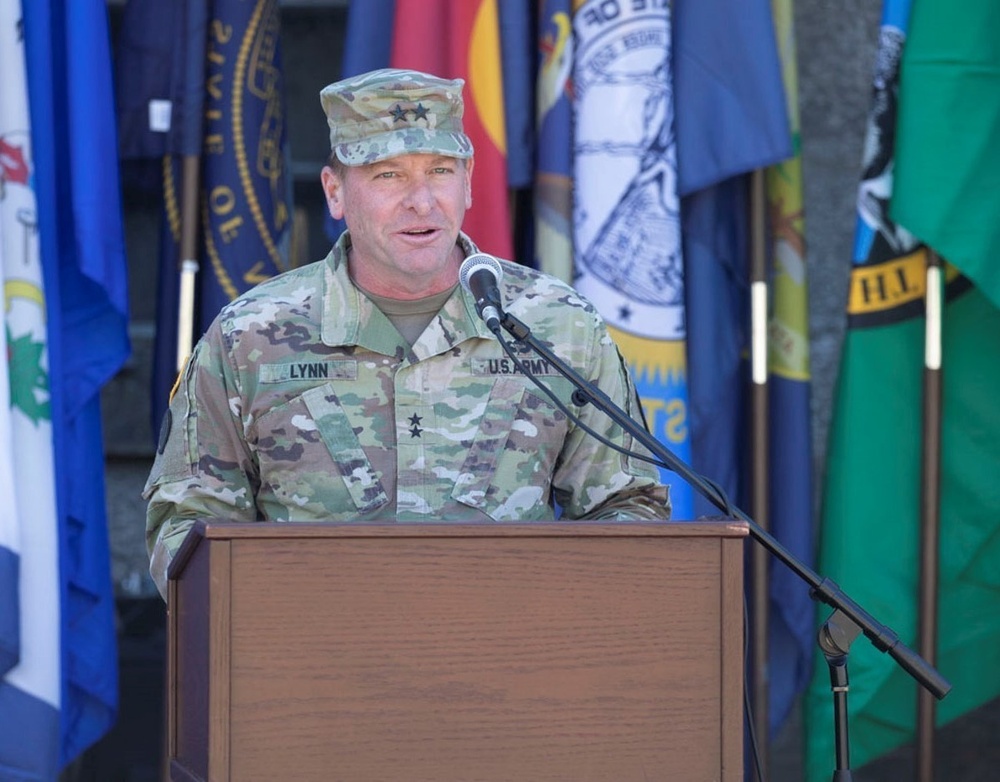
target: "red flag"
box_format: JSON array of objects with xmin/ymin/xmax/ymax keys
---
[{"xmin": 390, "ymin": 0, "xmax": 513, "ymax": 258}]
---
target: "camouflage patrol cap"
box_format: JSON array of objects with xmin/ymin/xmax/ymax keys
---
[{"xmin": 320, "ymin": 68, "xmax": 474, "ymax": 166}]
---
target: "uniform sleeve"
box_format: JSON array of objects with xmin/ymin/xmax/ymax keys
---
[
  {"xmin": 551, "ymin": 316, "xmax": 671, "ymax": 521},
  {"xmin": 143, "ymin": 321, "xmax": 259, "ymax": 598}
]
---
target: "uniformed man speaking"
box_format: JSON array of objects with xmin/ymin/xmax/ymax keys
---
[{"xmin": 144, "ymin": 68, "xmax": 670, "ymax": 598}]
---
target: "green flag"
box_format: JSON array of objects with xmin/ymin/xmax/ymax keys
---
[
  {"xmin": 803, "ymin": 1, "xmax": 1000, "ymax": 778},
  {"xmin": 893, "ymin": 1, "xmax": 1000, "ymax": 307}
]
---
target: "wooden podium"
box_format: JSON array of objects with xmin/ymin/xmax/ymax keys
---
[{"xmin": 166, "ymin": 520, "xmax": 747, "ymax": 781}]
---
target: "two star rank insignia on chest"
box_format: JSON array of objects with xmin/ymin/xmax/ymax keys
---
[{"xmin": 408, "ymin": 413, "xmax": 423, "ymax": 438}]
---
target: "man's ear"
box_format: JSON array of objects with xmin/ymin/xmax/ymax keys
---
[{"xmin": 321, "ymin": 165, "xmax": 345, "ymax": 220}]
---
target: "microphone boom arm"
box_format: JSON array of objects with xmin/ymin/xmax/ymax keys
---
[{"xmin": 497, "ymin": 310, "xmax": 951, "ymax": 701}]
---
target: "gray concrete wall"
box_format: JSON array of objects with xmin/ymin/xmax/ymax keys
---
[{"xmin": 799, "ymin": 0, "xmax": 880, "ymax": 494}]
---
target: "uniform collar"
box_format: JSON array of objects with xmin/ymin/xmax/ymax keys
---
[{"xmin": 320, "ymin": 231, "xmax": 497, "ymax": 355}]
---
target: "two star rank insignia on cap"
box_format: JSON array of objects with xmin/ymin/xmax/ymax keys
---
[{"xmin": 390, "ymin": 102, "xmax": 430, "ymax": 123}]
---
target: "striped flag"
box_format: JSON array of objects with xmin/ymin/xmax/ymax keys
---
[{"xmin": 342, "ymin": 0, "xmax": 395, "ymax": 76}]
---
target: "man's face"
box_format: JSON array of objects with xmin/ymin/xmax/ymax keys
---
[{"xmin": 322, "ymin": 153, "xmax": 474, "ymax": 299}]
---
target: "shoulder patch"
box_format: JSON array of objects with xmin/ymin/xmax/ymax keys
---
[{"xmin": 157, "ymin": 408, "xmax": 172, "ymax": 455}]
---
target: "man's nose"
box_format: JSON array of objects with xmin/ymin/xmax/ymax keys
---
[{"xmin": 402, "ymin": 177, "xmax": 434, "ymax": 213}]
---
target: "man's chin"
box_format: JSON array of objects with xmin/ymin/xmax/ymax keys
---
[{"xmin": 395, "ymin": 237, "xmax": 460, "ymax": 265}]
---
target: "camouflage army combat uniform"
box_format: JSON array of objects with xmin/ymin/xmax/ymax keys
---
[{"xmin": 144, "ymin": 231, "xmax": 670, "ymax": 595}]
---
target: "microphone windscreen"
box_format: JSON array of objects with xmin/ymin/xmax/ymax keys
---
[{"xmin": 459, "ymin": 253, "xmax": 503, "ymax": 294}]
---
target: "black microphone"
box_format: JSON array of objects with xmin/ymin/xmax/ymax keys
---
[{"xmin": 459, "ymin": 253, "xmax": 504, "ymax": 332}]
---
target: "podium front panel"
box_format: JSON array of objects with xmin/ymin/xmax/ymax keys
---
[{"xmin": 168, "ymin": 521, "xmax": 746, "ymax": 781}]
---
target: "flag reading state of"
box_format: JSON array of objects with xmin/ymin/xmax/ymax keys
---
[
  {"xmin": 117, "ymin": 0, "xmax": 293, "ymax": 440},
  {"xmin": 196, "ymin": 0, "xmax": 291, "ymax": 321},
  {"xmin": 572, "ymin": 0, "xmax": 691, "ymax": 517}
]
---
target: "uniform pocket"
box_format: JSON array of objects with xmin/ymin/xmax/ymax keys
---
[
  {"xmin": 254, "ymin": 383, "xmax": 389, "ymax": 516},
  {"xmin": 452, "ymin": 378, "xmax": 566, "ymax": 521}
]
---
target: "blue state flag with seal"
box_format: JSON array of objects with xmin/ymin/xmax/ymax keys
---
[
  {"xmin": 571, "ymin": 0, "xmax": 692, "ymax": 517},
  {"xmin": 117, "ymin": 0, "xmax": 293, "ymax": 442}
]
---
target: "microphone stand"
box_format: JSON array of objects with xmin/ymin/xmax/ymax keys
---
[{"xmin": 495, "ymin": 310, "xmax": 951, "ymax": 781}]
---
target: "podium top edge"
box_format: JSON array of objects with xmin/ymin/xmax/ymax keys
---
[
  {"xmin": 168, "ymin": 520, "xmax": 749, "ymax": 578},
  {"xmin": 187, "ymin": 519, "xmax": 749, "ymax": 541}
]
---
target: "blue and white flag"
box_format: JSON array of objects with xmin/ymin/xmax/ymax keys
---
[
  {"xmin": 572, "ymin": 0, "xmax": 691, "ymax": 516},
  {"xmin": 0, "ymin": 2, "xmax": 62, "ymax": 775},
  {"xmin": 1, "ymin": 0, "xmax": 128, "ymax": 776},
  {"xmin": 0, "ymin": 284, "xmax": 19, "ymax": 679}
]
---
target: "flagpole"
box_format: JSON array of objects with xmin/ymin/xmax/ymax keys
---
[
  {"xmin": 175, "ymin": 153, "xmax": 202, "ymax": 373},
  {"xmin": 749, "ymin": 166, "xmax": 770, "ymax": 780},
  {"xmin": 916, "ymin": 248, "xmax": 943, "ymax": 782},
  {"xmin": 174, "ymin": 0, "xmax": 210, "ymax": 376}
]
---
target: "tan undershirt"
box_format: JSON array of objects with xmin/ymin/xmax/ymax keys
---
[{"xmin": 360, "ymin": 285, "xmax": 457, "ymax": 346}]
